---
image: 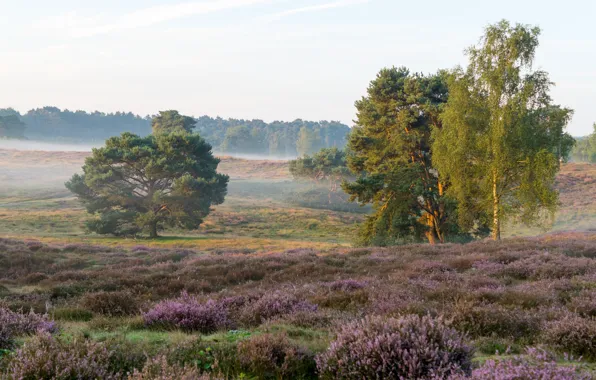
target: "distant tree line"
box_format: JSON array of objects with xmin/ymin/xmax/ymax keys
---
[
  {"xmin": 570, "ymin": 124, "xmax": 596, "ymax": 163},
  {"xmin": 0, "ymin": 107, "xmax": 350, "ymax": 156}
]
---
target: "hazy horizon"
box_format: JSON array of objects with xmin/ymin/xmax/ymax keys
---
[{"xmin": 1, "ymin": 0, "xmax": 595, "ymax": 136}]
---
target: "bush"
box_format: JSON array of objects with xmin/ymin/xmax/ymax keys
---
[
  {"xmin": 449, "ymin": 301, "xmax": 539, "ymax": 340},
  {"xmin": 316, "ymin": 315, "xmax": 473, "ymax": 379},
  {"xmin": 5, "ymin": 333, "xmax": 114, "ymax": 379},
  {"xmin": 239, "ymin": 291, "xmax": 318, "ymax": 326},
  {"xmin": 0, "ymin": 308, "xmax": 56, "ymax": 349},
  {"xmin": 127, "ymin": 355, "xmax": 211, "ymax": 380},
  {"xmin": 143, "ymin": 293, "xmax": 232, "ymax": 333},
  {"xmin": 81, "ymin": 291, "xmax": 141, "ymax": 316},
  {"xmin": 237, "ymin": 334, "xmax": 316, "ymax": 379},
  {"xmin": 542, "ymin": 313, "xmax": 596, "ymax": 359},
  {"xmin": 454, "ymin": 348, "xmax": 591, "ymax": 379}
]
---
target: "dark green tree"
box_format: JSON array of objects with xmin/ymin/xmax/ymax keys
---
[
  {"xmin": 433, "ymin": 20, "xmax": 574, "ymax": 240},
  {"xmin": 66, "ymin": 132, "xmax": 229, "ymax": 238},
  {"xmin": 151, "ymin": 110, "xmax": 196, "ymax": 134},
  {"xmin": 289, "ymin": 147, "xmax": 351, "ymax": 193},
  {"xmin": 343, "ymin": 67, "xmax": 473, "ymax": 245},
  {"xmin": 0, "ymin": 114, "xmax": 26, "ymax": 139}
]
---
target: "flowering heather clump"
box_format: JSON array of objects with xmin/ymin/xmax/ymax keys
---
[
  {"xmin": 237, "ymin": 334, "xmax": 316, "ymax": 380},
  {"xmin": 127, "ymin": 355, "xmax": 212, "ymax": 380},
  {"xmin": 542, "ymin": 313, "xmax": 596, "ymax": 359},
  {"xmin": 5, "ymin": 333, "xmax": 114, "ymax": 380},
  {"xmin": 454, "ymin": 348, "xmax": 592, "ymax": 380},
  {"xmin": 316, "ymin": 315, "xmax": 473, "ymax": 379},
  {"xmin": 0, "ymin": 307, "xmax": 56, "ymax": 349},
  {"xmin": 239, "ymin": 291, "xmax": 318, "ymax": 326},
  {"xmin": 143, "ymin": 293, "xmax": 233, "ymax": 333}
]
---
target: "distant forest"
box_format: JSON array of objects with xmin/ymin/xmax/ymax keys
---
[{"xmin": 0, "ymin": 107, "xmax": 350, "ymax": 156}]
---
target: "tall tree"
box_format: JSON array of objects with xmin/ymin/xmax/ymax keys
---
[
  {"xmin": 151, "ymin": 110, "xmax": 196, "ymax": 134},
  {"xmin": 343, "ymin": 67, "xmax": 470, "ymax": 245},
  {"xmin": 432, "ymin": 20, "xmax": 573, "ymax": 240},
  {"xmin": 66, "ymin": 131, "xmax": 229, "ymax": 238}
]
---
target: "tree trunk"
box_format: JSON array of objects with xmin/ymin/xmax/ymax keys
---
[
  {"xmin": 425, "ymin": 214, "xmax": 437, "ymax": 245},
  {"xmin": 492, "ymin": 171, "xmax": 501, "ymax": 241},
  {"xmin": 149, "ymin": 222, "xmax": 158, "ymax": 239}
]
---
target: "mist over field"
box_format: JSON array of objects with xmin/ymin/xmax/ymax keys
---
[{"xmin": 0, "ymin": 139, "xmax": 99, "ymax": 152}]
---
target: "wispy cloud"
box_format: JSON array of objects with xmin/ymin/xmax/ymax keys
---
[
  {"xmin": 34, "ymin": 0, "xmax": 277, "ymax": 38},
  {"xmin": 261, "ymin": 0, "xmax": 370, "ymax": 23}
]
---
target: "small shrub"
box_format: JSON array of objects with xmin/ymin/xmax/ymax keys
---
[
  {"xmin": 143, "ymin": 293, "xmax": 232, "ymax": 333},
  {"xmin": 0, "ymin": 308, "xmax": 56, "ymax": 349},
  {"xmin": 455, "ymin": 348, "xmax": 591, "ymax": 379},
  {"xmin": 127, "ymin": 355, "xmax": 211, "ymax": 380},
  {"xmin": 567, "ymin": 290, "xmax": 596, "ymax": 317},
  {"xmin": 237, "ymin": 334, "xmax": 316, "ymax": 379},
  {"xmin": 5, "ymin": 333, "xmax": 114, "ymax": 379},
  {"xmin": 449, "ymin": 301, "xmax": 540, "ymax": 340},
  {"xmin": 542, "ymin": 313, "xmax": 596, "ymax": 359},
  {"xmin": 239, "ymin": 291, "xmax": 318, "ymax": 326},
  {"xmin": 316, "ymin": 315, "xmax": 473, "ymax": 379},
  {"xmin": 324, "ymin": 279, "xmax": 367, "ymax": 292},
  {"xmin": 81, "ymin": 291, "xmax": 141, "ymax": 317}
]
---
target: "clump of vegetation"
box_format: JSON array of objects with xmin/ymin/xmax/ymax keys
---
[
  {"xmin": 316, "ymin": 315, "xmax": 473, "ymax": 379},
  {"xmin": 0, "ymin": 308, "xmax": 56, "ymax": 349},
  {"xmin": 5, "ymin": 333, "xmax": 114, "ymax": 379},
  {"xmin": 455, "ymin": 348, "xmax": 592, "ymax": 379},
  {"xmin": 128, "ymin": 355, "xmax": 211, "ymax": 380},
  {"xmin": 81, "ymin": 291, "xmax": 142, "ymax": 317},
  {"xmin": 143, "ymin": 293, "xmax": 233, "ymax": 333},
  {"xmin": 542, "ymin": 313, "xmax": 596, "ymax": 360},
  {"xmin": 237, "ymin": 334, "xmax": 316, "ymax": 379}
]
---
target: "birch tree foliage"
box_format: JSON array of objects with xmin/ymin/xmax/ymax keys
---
[{"xmin": 432, "ymin": 20, "xmax": 574, "ymax": 240}]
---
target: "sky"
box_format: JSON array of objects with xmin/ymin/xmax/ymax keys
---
[{"xmin": 0, "ymin": 0, "xmax": 595, "ymax": 136}]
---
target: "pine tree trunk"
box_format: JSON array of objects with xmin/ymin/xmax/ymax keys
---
[
  {"xmin": 149, "ymin": 222, "xmax": 158, "ymax": 239},
  {"xmin": 426, "ymin": 214, "xmax": 437, "ymax": 245},
  {"xmin": 492, "ymin": 171, "xmax": 501, "ymax": 241}
]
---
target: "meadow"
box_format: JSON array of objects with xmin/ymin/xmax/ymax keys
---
[{"xmin": 1, "ymin": 147, "xmax": 596, "ymax": 378}]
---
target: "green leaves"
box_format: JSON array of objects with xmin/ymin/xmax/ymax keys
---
[
  {"xmin": 66, "ymin": 122, "xmax": 229, "ymax": 238},
  {"xmin": 433, "ymin": 20, "xmax": 572, "ymax": 239}
]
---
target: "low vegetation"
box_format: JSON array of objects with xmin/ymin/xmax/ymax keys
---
[{"xmin": 0, "ymin": 233, "xmax": 595, "ymax": 377}]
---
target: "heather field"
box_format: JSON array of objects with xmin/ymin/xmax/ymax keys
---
[
  {"xmin": 1, "ymin": 148, "xmax": 596, "ymax": 378},
  {"xmin": 1, "ymin": 234, "xmax": 596, "ymax": 378}
]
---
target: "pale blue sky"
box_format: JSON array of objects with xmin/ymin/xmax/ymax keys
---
[{"xmin": 1, "ymin": 0, "xmax": 594, "ymax": 135}]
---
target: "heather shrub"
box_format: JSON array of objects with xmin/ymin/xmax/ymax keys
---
[
  {"xmin": 454, "ymin": 348, "xmax": 592, "ymax": 379},
  {"xmin": 316, "ymin": 315, "xmax": 473, "ymax": 379},
  {"xmin": 127, "ymin": 355, "xmax": 211, "ymax": 380},
  {"xmin": 237, "ymin": 334, "xmax": 316, "ymax": 379},
  {"xmin": 5, "ymin": 333, "xmax": 114, "ymax": 380},
  {"xmin": 239, "ymin": 291, "xmax": 318, "ymax": 326},
  {"xmin": 143, "ymin": 293, "xmax": 233, "ymax": 333},
  {"xmin": 567, "ymin": 290, "xmax": 596, "ymax": 317},
  {"xmin": 0, "ymin": 308, "xmax": 56, "ymax": 349},
  {"xmin": 81, "ymin": 290, "xmax": 142, "ymax": 316},
  {"xmin": 449, "ymin": 301, "xmax": 540, "ymax": 340},
  {"xmin": 542, "ymin": 313, "xmax": 596, "ymax": 359}
]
